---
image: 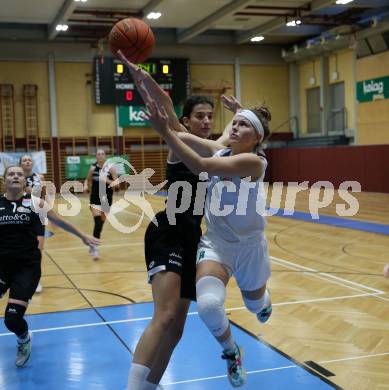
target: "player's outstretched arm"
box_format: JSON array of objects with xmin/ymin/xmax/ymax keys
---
[
  {"xmin": 46, "ymin": 207, "xmax": 100, "ymax": 247},
  {"xmin": 146, "ymin": 100, "xmax": 265, "ymax": 178},
  {"xmin": 117, "ymin": 50, "xmax": 185, "ymax": 133}
]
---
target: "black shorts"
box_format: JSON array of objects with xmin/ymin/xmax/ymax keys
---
[
  {"xmin": 90, "ymin": 192, "xmax": 113, "ymax": 207},
  {"xmin": 0, "ymin": 251, "xmax": 41, "ymax": 302},
  {"xmin": 144, "ymin": 211, "xmax": 202, "ymax": 301}
]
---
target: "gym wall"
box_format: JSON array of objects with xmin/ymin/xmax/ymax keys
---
[
  {"xmin": 240, "ymin": 64, "xmax": 289, "ymax": 133},
  {"xmin": 328, "ymin": 49, "xmax": 356, "ymax": 132},
  {"xmin": 298, "ymin": 57, "xmax": 321, "ymax": 135},
  {"xmin": 356, "ymin": 50, "xmax": 389, "ymax": 145},
  {"xmin": 0, "ymin": 60, "xmax": 50, "ymax": 138}
]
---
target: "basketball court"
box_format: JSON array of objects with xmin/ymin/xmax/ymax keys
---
[{"xmin": 0, "ymin": 0, "xmax": 389, "ymax": 389}]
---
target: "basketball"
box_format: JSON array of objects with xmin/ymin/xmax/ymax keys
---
[{"xmin": 108, "ymin": 18, "xmax": 155, "ymax": 63}]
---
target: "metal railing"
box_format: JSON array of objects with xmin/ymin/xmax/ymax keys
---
[
  {"xmin": 272, "ymin": 115, "xmax": 299, "ymax": 136},
  {"xmin": 327, "ymin": 107, "xmax": 348, "ymax": 135}
]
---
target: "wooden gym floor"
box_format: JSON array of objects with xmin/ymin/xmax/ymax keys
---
[{"xmin": 0, "ymin": 189, "xmax": 388, "ymax": 389}]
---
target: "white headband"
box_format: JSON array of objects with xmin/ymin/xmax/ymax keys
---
[{"xmin": 236, "ymin": 109, "xmax": 264, "ymax": 138}]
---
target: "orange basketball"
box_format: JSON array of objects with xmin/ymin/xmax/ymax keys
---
[{"xmin": 108, "ymin": 18, "xmax": 155, "ymax": 63}]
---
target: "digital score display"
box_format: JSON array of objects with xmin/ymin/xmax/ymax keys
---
[{"xmin": 94, "ymin": 57, "xmax": 190, "ymax": 106}]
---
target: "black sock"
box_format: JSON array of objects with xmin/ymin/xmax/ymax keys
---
[{"xmin": 93, "ymin": 216, "xmax": 104, "ymax": 239}]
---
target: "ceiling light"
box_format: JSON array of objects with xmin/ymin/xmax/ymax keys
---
[
  {"xmin": 250, "ymin": 36, "xmax": 264, "ymax": 42},
  {"xmin": 286, "ymin": 19, "xmax": 301, "ymax": 27},
  {"xmin": 74, "ymin": 0, "xmax": 88, "ymax": 2},
  {"xmin": 147, "ymin": 12, "xmax": 162, "ymax": 20},
  {"xmin": 56, "ymin": 24, "xmax": 69, "ymax": 31},
  {"xmin": 335, "ymin": 0, "xmax": 354, "ymax": 4}
]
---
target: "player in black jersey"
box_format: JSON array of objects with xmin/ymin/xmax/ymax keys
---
[
  {"xmin": 20, "ymin": 154, "xmax": 45, "ymax": 293},
  {"xmin": 119, "ymin": 52, "xmax": 237, "ymax": 390},
  {"xmin": 0, "ymin": 166, "xmax": 100, "ymax": 367},
  {"xmin": 84, "ymin": 149, "xmax": 117, "ymax": 259}
]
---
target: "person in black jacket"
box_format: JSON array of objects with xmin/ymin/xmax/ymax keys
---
[{"xmin": 0, "ymin": 165, "xmax": 99, "ymax": 367}]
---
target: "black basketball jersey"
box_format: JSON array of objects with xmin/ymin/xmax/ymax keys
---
[
  {"xmin": 91, "ymin": 164, "xmax": 113, "ymax": 197},
  {"xmin": 25, "ymin": 173, "xmax": 41, "ymax": 190},
  {"xmin": 0, "ymin": 193, "xmax": 42, "ymax": 258},
  {"xmin": 165, "ymin": 160, "xmax": 204, "ymax": 225}
]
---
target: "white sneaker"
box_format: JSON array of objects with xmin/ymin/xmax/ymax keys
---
[
  {"xmin": 90, "ymin": 246, "xmax": 100, "ymax": 260},
  {"xmin": 222, "ymin": 344, "xmax": 246, "ymax": 387},
  {"xmin": 16, "ymin": 332, "xmax": 32, "ymax": 367},
  {"xmin": 35, "ymin": 282, "xmax": 43, "ymax": 294}
]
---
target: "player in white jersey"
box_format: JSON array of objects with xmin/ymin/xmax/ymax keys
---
[{"xmin": 145, "ymin": 96, "xmax": 273, "ymax": 388}]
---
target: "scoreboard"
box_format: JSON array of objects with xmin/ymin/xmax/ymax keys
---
[{"xmin": 94, "ymin": 57, "xmax": 190, "ymax": 106}]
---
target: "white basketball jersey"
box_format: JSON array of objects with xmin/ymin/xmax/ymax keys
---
[{"xmin": 204, "ymin": 148, "xmax": 267, "ymax": 243}]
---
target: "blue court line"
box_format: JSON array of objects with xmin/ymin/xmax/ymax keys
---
[
  {"xmin": 268, "ymin": 208, "xmax": 389, "ymax": 236},
  {"xmin": 156, "ymin": 189, "xmax": 389, "ymax": 235},
  {"xmin": 0, "ymin": 302, "xmax": 340, "ymax": 390}
]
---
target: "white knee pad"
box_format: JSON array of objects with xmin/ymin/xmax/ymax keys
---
[
  {"xmin": 196, "ymin": 276, "xmax": 229, "ymax": 337},
  {"xmin": 242, "ymin": 289, "xmax": 269, "ymax": 314}
]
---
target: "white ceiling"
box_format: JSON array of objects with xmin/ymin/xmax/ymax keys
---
[
  {"xmin": 0, "ymin": 0, "xmax": 64, "ymax": 23},
  {"xmin": 0, "ymin": 0, "xmax": 387, "ymax": 50}
]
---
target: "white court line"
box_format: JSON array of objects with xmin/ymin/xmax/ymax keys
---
[
  {"xmin": 161, "ymin": 352, "xmax": 389, "ymax": 386},
  {"xmin": 226, "ymin": 292, "xmax": 383, "ymax": 312},
  {"xmin": 0, "ymin": 292, "xmax": 381, "ymax": 338},
  {"xmin": 46, "ymin": 241, "xmax": 143, "ymax": 252},
  {"xmin": 271, "ymin": 255, "xmax": 385, "ymax": 294},
  {"xmin": 161, "ymin": 365, "xmax": 298, "ymax": 386},
  {"xmin": 271, "ymin": 257, "xmax": 372, "ymax": 296},
  {"xmin": 320, "ymin": 351, "xmax": 389, "ymax": 364}
]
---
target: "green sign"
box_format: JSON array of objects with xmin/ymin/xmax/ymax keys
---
[
  {"xmin": 356, "ymin": 76, "xmax": 389, "ymax": 103},
  {"xmin": 65, "ymin": 155, "xmax": 130, "ymax": 179},
  {"xmin": 118, "ymin": 105, "xmax": 183, "ymax": 127}
]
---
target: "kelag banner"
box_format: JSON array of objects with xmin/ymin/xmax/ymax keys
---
[
  {"xmin": 118, "ymin": 105, "xmax": 183, "ymax": 127},
  {"xmin": 356, "ymin": 76, "xmax": 389, "ymax": 103}
]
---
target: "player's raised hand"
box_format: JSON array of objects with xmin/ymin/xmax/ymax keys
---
[
  {"xmin": 145, "ymin": 101, "xmax": 170, "ymax": 135},
  {"xmin": 221, "ymin": 94, "xmax": 242, "ymax": 114},
  {"xmin": 117, "ymin": 50, "xmax": 148, "ymax": 82}
]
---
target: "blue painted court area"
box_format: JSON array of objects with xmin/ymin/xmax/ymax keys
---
[
  {"xmin": 0, "ymin": 303, "xmax": 338, "ymax": 390},
  {"xmin": 268, "ymin": 208, "xmax": 389, "ymax": 235}
]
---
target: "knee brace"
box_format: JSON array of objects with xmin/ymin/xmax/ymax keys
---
[
  {"xmin": 4, "ymin": 303, "xmax": 28, "ymax": 337},
  {"xmin": 196, "ymin": 276, "xmax": 229, "ymax": 337},
  {"xmin": 242, "ymin": 289, "xmax": 270, "ymax": 314}
]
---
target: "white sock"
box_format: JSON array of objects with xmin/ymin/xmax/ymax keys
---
[
  {"xmin": 221, "ymin": 335, "xmax": 236, "ymax": 353},
  {"xmin": 127, "ymin": 363, "xmax": 151, "ymax": 390},
  {"xmin": 141, "ymin": 380, "xmax": 158, "ymax": 390}
]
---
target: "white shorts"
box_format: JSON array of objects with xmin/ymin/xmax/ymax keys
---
[{"xmin": 196, "ymin": 232, "xmax": 271, "ymax": 291}]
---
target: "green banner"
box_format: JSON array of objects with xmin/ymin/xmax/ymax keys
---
[
  {"xmin": 356, "ymin": 76, "xmax": 389, "ymax": 103},
  {"xmin": 118, "ymin": 105, "xmax": 183, "ymax": 127},
  {"xmin": 65, "ymin": 155, "xmax": 130, "ymax": 179}
]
